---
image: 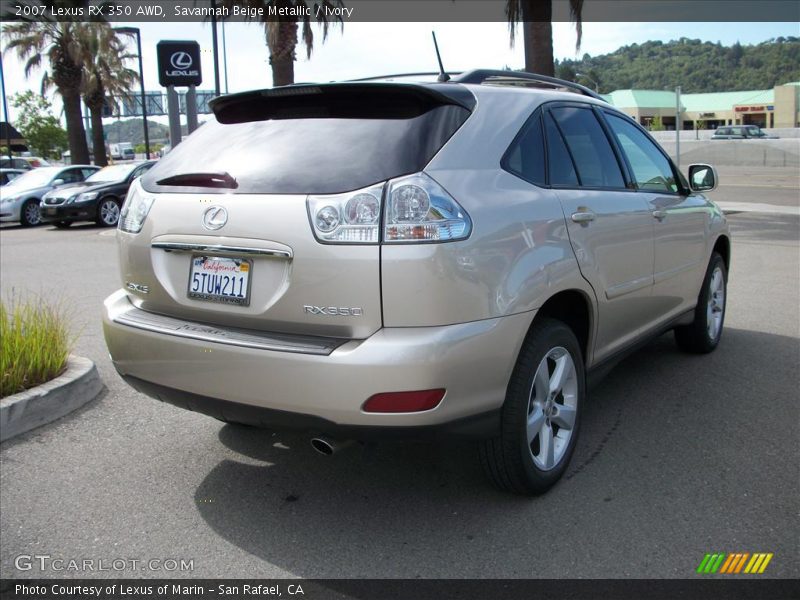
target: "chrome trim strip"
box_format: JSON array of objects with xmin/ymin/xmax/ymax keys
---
[
  {"xmin": 605, "ymin": 275, "xmax": 654, "ymax": 300},
  {"xmin": 653, "ymin": 260, "xmax": 702, "ymax": 285},
  {"xmin": 113, "ymin": 306, "xmax": 344, "ymax": 355},
  {"xmin": 151, "ymin": 242, "xmax": 292, "ymax": 259}
]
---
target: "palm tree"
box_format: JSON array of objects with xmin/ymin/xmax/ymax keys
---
[
  {"xmin": 3, "ymin": 22, "xmax": 90, "ymax": 164},
  {"xmin": 218, "ymin": 0, "xmax": 345, "ymax": 86},
  {"xmin": 79, "ymin": 24, "xmax": 139, "ymax": 166},
  {"xmin": 506, "ymin": 0, "xmax": 584, "ymax": 76}
]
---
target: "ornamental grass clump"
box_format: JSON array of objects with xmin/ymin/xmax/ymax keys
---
[{"xmin": 0, "ymin": 296, "xmax": 72, "ymax": 398}]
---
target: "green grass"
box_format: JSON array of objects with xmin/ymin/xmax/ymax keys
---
[{"xmin": 0, "ymin": 296, "xmax": 73, "ymax": 398}]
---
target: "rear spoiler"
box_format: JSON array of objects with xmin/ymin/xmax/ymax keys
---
[{"xmin": 209, "ymin": 83, "xmax": 476, "ymax": 124}]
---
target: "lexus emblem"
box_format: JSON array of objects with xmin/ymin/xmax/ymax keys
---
[
  {"xmin": 202, "ymin": 206, "xmax": 228, "ymax": 230},
  {"xmin": 170, "ymin": 51, "xmax": 193, "ymax": 70}
]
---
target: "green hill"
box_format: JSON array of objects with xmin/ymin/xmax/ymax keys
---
[
  {"xmin": 98, "ymin": 119, "xmax": 171, "ymax": 146},
  {"xmin": 556, "ymin": 37, "xmax": 800, "ymax": 94}
]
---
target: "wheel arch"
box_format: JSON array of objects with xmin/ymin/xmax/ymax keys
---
[
  {"xmin": 712, "ymin": 234, "xmax": 731, "ymax": 272},
  {"xmin": 528, "ymin": 289, "xmax": 593, "ymax": 365}
]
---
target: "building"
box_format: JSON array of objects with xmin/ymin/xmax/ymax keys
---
[{"xmin": 603, "ymin": 82, "xmax": 800, "ymax": 130}]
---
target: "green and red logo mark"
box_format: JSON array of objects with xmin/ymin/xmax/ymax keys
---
[{"xmin": 697, "ymin": 552, "xmax": 774, "ymax": 574}]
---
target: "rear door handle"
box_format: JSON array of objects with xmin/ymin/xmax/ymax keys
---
[
  {"xmin": 652, "ymin": 210, "xmax": 668, "ymax": 221},
  {"xmin": 571, "ymin": 211, "xmax": 595, "ymax": 224}
]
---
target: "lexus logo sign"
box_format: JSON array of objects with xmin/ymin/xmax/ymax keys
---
[
  {"xmin": 170, "ymin": 52, "xmax": 193, "ymax": 70},
  {"xmin": 157, "ymin": 40, "xmax": 202, "ymax": 87}
]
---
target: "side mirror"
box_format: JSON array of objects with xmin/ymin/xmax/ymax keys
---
[
  {"xmin": 52, "ymin": 178, "xmax": 65, "ymax": 187},
  {"xmin": 687, "ymin": 164, "xmax": 717, "ymax": 193}
]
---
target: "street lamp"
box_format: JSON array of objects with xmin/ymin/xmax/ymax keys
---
[
  {"xmin": 575, "ymin": 72, "xmax": 599, "ymax": 93},
  {"xmin": 114, "ymin": 26, "xmax": 150, "ymax": 159}
]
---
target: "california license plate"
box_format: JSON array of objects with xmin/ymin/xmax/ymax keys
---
[{"xmin": 187, "ymin": 256, "xmax": 251, "ymax": 306}]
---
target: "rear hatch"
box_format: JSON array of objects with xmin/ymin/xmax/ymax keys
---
[{"xmin": 120, "ymin": 83, "xmax": 472, "ymax": 340}]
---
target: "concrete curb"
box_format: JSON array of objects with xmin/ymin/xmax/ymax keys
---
[{"xmin": 0, "ymin": 355, "xmax": 104, "ymax": 443}]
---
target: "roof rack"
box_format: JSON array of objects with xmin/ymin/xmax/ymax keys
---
[
  {"xmin": 347, "ymin": 72, "xmax": 463, "ymax": 82},
  {"xmin": 344, "ymin": 69, "xmax": 606, "ymax": 103},
  {"xmin": 452, "ymin": 69, "xmax": 606, "ymax": 102}
]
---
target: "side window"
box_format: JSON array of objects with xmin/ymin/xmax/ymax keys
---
[
  {"xmin": 60, "ymin": 169, "xmax": 83, "ymax": 184},
  {"xmin": 543, "ymin": 112, "xmax": 579, "ymax": 187},
  {"xmin": 550, "ymin": 106, "xmax": 625, "ymax": 189},
  {"xmin": 131, "ymin": 162, "xmax": 154, "ymax": 181},
  {"xmin": 504, "ymin": 113, "xmax": 546, "ymax": 186},
  {"xmin": 605, "ymin": 113, "xmax": 678, "ymax": 193}
]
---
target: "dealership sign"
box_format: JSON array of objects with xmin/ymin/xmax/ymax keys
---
[{"xmin": 157, "ymin": 40, "xmax": 202, "ymax": 87}]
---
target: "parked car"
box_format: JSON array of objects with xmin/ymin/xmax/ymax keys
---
[
  {"xmin": 711, "ymin": 125, "xmax": 779, "ymax": 139},
  {"xmin": 0, "ymin": 165, "xmax": 99, "ymax": 226},
  {"xmin": 40, "ymin": 161, "xmax": 156, "ymax": 228},
  {"xmin": 0, "ymin": 168, "xmax": 25, "ymax": 186},
  {"xmin": 103, "ymin": 71, "xmax": 730, "ymax": 495},
  {"xmin": 109, "ymin": 143, "xmax": 135, "ymax": 161},
  {"xmin": 0, "ymin": 155, "xmax": 51, "ymax": 170}
]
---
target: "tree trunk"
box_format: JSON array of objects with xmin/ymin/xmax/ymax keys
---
[
  {"xmin": 62, "ymin": 89, "xmax": 90, "ymax": 164},
  {"xmin": 271, "ymin": 52, "xmax": 295, "ymax": 87},
  {"xmin": 88, "ymin": 104, "xmax": 108, "ymax": 166},
  {"xmin": 522, "ymin": 1, "xmax": 555, "ymax": 76},
  {"xmin": 268, "ymin": 15, "xmax": 298, "ymax": 87}
]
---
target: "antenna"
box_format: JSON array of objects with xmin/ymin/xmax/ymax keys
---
[{"xmin": 432, "ymin": 32, "xmax": 450, "ymax": 83}]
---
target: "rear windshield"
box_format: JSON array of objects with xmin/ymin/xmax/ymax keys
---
[{"xmin": 141, "ymin": 104, "xmax": 470, "ymax": 195}]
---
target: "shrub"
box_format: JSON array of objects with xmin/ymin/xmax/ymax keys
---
[{"xmin": 0, "ymin": 296, "xmax": 73, "ymax": 398}]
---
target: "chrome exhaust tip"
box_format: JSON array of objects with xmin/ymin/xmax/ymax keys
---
[{"xmin": 310, "ymin": 436, "xmax": 353, "ymax": 456}]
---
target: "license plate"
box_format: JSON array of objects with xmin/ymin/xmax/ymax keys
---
[
  {"xmin": 187, "ymin": 256, "xmax": 251, "ymax": 306},
  {"xmin": 45, "ymin": 208, "xmax": 57, "ymax": 216}
]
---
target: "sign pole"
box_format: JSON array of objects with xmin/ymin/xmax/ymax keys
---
[
  {"xmin": 675, "ymin": 85, "xmax": 681, "ymax": 169},
  {"xmin": 167, "ymin": 85, "xmax": 182, "ymax": 148},
  {"xmin": 186, "ymin": 85, "xmax": 198, "ymax": 133}
]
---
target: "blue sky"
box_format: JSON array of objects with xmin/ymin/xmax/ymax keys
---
[{"xmin": 1, "ymin": 20, "xmax": 798, "ymax": 122}]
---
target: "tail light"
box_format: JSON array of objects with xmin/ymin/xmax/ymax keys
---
[
  {"xmin": 307, "ymin": 173, "xmax": 471, "ymax": 245},
  {"xmin": 119, "ymin": 180, "xmax": 155, "ymax": 234}
]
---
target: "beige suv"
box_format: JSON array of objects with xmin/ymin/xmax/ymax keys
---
[{"xmin": 103, "ymin": 70, "xmax": 730, "ymax": 495}]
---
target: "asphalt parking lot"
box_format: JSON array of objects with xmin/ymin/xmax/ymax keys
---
[{"xmin": 0, "ymin": 167, "xmax": 798, "ymax": 581}]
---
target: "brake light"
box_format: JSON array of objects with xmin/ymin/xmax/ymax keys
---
[
  {"xmin": 306, "ymin": 173, "xmax": 471, "ymax": 244},
  {"xmin": 307, "ymin": 182, "xmax": 383, "ymax": 243},
  {"xmin": 119, "ymin": 180, "xmax": 155, "ymax": 234},
  {"xmin": 384, "ymin": 173, "xmax": 471, "ymax": 243},
  {"xmin": 362, "ymin": 389, "xmax": 445, "ymax": 413}
]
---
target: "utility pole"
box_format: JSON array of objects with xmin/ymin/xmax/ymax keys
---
[{"xmin": 675, "ymin": 86, "xmax": 682, "ymax": 169}]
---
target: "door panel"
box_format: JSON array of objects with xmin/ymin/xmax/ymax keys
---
[
  {"xmin": 555, "ymin": 189, "xmax": 655, "ymax": 362},
  {"xmin": 648, "ymin": 193, "xmax": 709, "ymax": 319}
]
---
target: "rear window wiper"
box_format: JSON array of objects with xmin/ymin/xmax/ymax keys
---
[{"xmin": 156, "ymin": 172, "xmax": 238, "ymax": 189}]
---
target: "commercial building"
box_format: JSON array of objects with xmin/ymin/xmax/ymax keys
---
[{"xmin": 603, "ymin": 82, "xmax": 800, "ymax": 130}]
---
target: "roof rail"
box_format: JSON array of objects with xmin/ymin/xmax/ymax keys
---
[
  {"xmin": 347, "ymin": 72, "xmax": 463, "ymax": 82},
  {"xmin": 452, "ymin": 69, "xmax": 606, "ymax": 102}
]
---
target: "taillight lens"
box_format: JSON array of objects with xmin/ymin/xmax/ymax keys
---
[
  {"xmin": 362, "ymin": 389, "xmax": 445, "ymax": 413},
  {"xmin": 307, "ymin": 183, "xmax": 383, "ymax": 243},
  {"xmin": 307, "ymin": 173, "xmax": 471, "ymax": 245},
  {"xmin": 119, "ymin": 180, "xmax": 154, "ymax": 234},
  {"xmin": 384, "ymin": 173, "xmax": 471, "ymax": 243}
]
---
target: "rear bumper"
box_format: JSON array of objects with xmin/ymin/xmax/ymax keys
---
[{"xmin": 103, "ymin": 290, "xmax": 532, "ymax": 436}]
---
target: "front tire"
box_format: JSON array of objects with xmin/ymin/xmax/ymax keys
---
[
  {"xmin": 674, "ymin": 252, "xmax": 727, "ymax": 354},
  {"xmin": 96, "ymin": 198, "xmax": 121, "ymax": 227},
  {"xmin": 480, "ymin": 318, "xmax": 584, "ymax": 495},
  {"xmin": 20, "ymin": 200, "xmax": 42, "ymax": 227}
]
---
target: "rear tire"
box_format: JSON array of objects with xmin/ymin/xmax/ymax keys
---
[
  {"xmin": 480, "ymin": 318, "xmax": 584, "ymax": 495},
  {"xmin": 674, "ymin": 252, "xmax": 727, "ymax": 354},
  {"xmin": 20, "ymin": 200, "xmax": 42, "ymax": 227}
]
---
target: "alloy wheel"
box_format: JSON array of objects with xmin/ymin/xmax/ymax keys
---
[{"xmin": 526, "ymin": 346, "xmax": 578, "ymax": 471}]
